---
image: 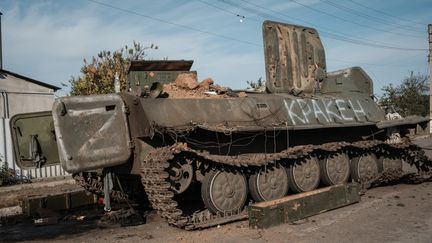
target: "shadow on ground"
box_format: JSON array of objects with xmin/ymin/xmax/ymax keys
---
[{"xmin": 0, "ymin": 205, "xmax": 147, "ymax": 242}]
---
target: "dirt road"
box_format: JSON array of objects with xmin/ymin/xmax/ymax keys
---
[{"xmin": 1, "ymin": 181, "xmax": 431, "ymax": 243}]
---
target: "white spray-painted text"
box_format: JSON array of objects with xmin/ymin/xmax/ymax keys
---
[{"xmin": 283, "ymin": 99, "xmax": 367, "ymax": 125}]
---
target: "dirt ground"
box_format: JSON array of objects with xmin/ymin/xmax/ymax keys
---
[
  {"xmin": 0, "ymin": 176, "xmax": 80, "ymax": 209},
  {"xmin": 1, "ymin": 180, "xmax": 431, "ymax": 243}
]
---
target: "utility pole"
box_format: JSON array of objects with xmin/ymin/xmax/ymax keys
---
[
  {"xmin": 429, "ymin": 24, "xmax": 432, "ymax": 133},
  {"xmin": 0, "ymin": 12, "xmax": 3, "ymax": 70}
]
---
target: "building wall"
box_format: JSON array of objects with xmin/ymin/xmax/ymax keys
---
[
  {"xmin": 6, "ymin": 93, "xmax": 54, "ymax": 117},
  {"xmin": 0, "ymin": 72, "xmax": 55, "ymax": 117}
]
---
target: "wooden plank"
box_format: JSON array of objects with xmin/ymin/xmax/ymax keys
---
[{"xmin": 248, "ymin": 183, "xmax": 360, "ymax": 229}]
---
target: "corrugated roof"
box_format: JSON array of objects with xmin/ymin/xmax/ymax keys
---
[{"xmin": 0, "ymin": 69, "xmax": 61, "ymax": 91}]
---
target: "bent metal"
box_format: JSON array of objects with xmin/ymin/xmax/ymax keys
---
[{"xmin": 283, "ymin": 98, "xmax": 367, "ymax": 125}]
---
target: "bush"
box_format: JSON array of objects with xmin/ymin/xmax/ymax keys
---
[
  {"xmin": 380, "ymin": 72, "xmax": 429, "ymax": 117},
  {"xmin": 0, "ymin": 164, "xmax": 30, "ymax": 186}
]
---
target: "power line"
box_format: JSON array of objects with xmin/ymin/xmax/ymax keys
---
[
  {"xmin": 320, "ymin": 0, "xmax": 424, "ymax": 33},
  {"xmin": 328, "ymin": 58, "xmax": 418, "ymax": 68},
  {"xmin": 195, "ymin": 0, "xmax": 245, "ymax": 20},
  {"xmin": 288, "ymin": 0, "xmax": 423, "ymax": 39},
  {"xmin": 219, "ymin": 0, "xmax": 283, "ymax": 23},
  {"xmin": 86, "ymin": 0, "xmax": 259, "ymax": 46},
  {"xmin": 88, "ymin": 0, "xmax": 427, "ymax": 55},
  {"xmin": 321, "ymin": 31, "xmax": 427, "ymax": 51},
  {"xmin": 199, "ymin": 1, "xmax": 427, "ymax": 72},
  {"xmin": 220, "ymin": 0, "xmax": 427, "ymax": 52},
  {"xmin": 347, "ymin": 0, "xmax": 428, "ymax": 27}
]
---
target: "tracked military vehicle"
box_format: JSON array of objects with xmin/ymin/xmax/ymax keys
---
[{"xmin": 10, "ymin": 21, "xmax": 429, "ymax": 229}]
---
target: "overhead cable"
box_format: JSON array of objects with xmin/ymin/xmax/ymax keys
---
[{"xmin": 87, "ymin": 0, "xmax": 259, "ymax": 46}]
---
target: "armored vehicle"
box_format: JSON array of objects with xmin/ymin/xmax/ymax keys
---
[{"xmin": 10, "ymin": 21, "xmax": 429, "ymax": 229}]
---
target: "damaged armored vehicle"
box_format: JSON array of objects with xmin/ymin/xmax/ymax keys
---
[{"xmin": 10, "ymin": 21, "xmax": 429, "ymax": 229}]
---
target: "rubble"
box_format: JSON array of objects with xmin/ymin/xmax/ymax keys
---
[
  {"xmin": 238, "ymin": 92, "xmax": 247, "ymax": 98},
  {"xmin": 162, "ymin": 76, "xmax": 248, "ymax": 98},
  {"xmin": 174, "ymin": 73, "xmax": 199, "ymax": 90},
  {"xmin": 198, "ymin": 78, "xmax": 214, "ymax": 90}
]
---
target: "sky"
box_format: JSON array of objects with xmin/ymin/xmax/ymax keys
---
[{"xmin": 1, "ymin": 0, "xmax": 431, "ymax": 97}]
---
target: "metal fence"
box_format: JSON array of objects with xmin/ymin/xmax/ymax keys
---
[{"xmin": 0, "ymin": 118, "xmax": 67, "ymax": 179}]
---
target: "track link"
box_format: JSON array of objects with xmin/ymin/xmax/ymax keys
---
[
  {"xmin": 139, "ymin": 138, "xmax": 430, "ymax": 230},
  {"xmin": 72, "ymin": 171, "xmax": 131, "ymax": 203},
  {"xmin": 140, "ymin": 146, "xmax": 190, "ymax": 227}
]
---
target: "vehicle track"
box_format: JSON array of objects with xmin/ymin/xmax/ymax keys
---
[{"xmin": 139, "ymin": 138, "xmax": 430, "ymax": 230}]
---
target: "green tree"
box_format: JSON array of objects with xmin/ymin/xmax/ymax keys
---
[
  {"xmin": 380, "ymin": 72, "xmax": 429, "ymax": 117},
  {"xmin": 68, "ymin": 41, "xmax": 158, "ymax": 95}
]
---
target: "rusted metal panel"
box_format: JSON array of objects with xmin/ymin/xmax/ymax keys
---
[
  {"xmin": 248, "ymin": 183, "xmax": 360, "ymax": 229},
  {"xmin": 263, "ymin": 21, "xmax": 326, "ymax": 94},
  {"xmin": 52, "ymin": 94, "xmax": 131, "ymax": 173}
]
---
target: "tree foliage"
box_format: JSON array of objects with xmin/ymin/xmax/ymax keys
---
[
  {"xmin": 68, "ymin": 41, "xmax": 158, "ymax": 95},
  {"xmin": 380, "ymin": 72, "xmax": 429, "ymax": 117}
]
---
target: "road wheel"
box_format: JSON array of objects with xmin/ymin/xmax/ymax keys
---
[
  {"xmin": 249, "ymin": 164, "xmax": 288, "ymax": 202},
  {"xmin": 351, "ymin": 153, "xmax": 379, "ymax": 182},
  {"xmin": 287, "ymin": 156, "xmax": 320, "ymax": 193},
  {"xmin": 320, "ymin": 152, "xmax": 350, "ymax": 186},
  {"xmin": 201, "ymin": 169, "xmax": 248, "ymax": 214},
  {"xmin": 378, "ymin": 156, "xmax": 403, "ymax": 172},
  {"xmin": 168, "ymin": 160, "xmax": 193, "ymax": 194}
]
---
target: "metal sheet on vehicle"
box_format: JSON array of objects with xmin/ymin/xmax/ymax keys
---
[
  {"xmin": 138, "ymin": 94, "xmax": 384, "ymax": 131},
  {"xmin": 52, "ymin": 94, "xmax": 131, "ymax": 173},
  {"xmin": 263, "ymin": 21, "xmax": 326, "ymax": 94},
  {"xmin": 376, "ymin": 116, "xmax": 430, "ymax": 129}
]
